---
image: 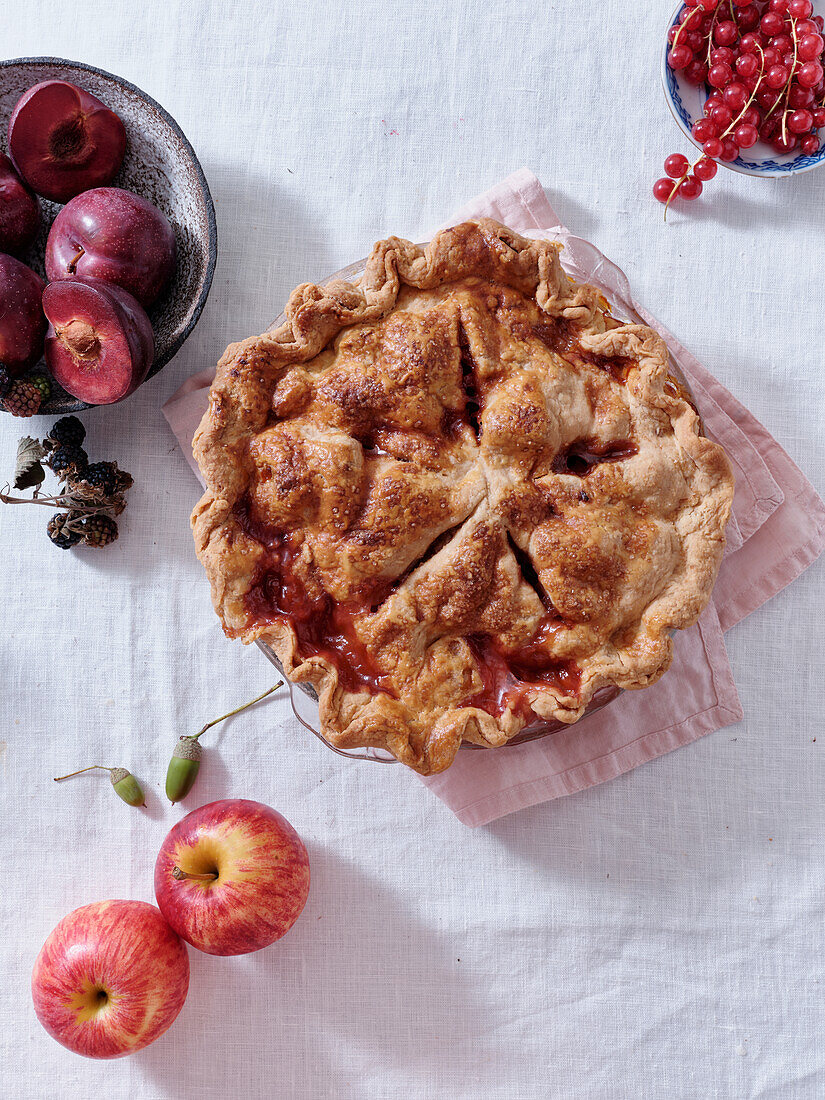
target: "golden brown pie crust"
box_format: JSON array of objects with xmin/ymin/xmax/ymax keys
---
[{"xmin": 192, "ymin": 220, "xmax": 734, "ymax": 775}]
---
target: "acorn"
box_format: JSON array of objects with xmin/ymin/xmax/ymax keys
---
[
  {"xmin": 54, "ymin": 764, "xmax": 145, "ymax": 806},
  {"xmin": 165, "ymin": 682, "xmax": 282, "ymax": 803},
  {"xmin": 165, "ymin": 736, "xmax": 203, "ymax": 804}
]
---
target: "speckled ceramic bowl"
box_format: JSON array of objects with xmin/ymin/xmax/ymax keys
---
[{"xmin": 0, "ymin": 57, "xmax": 217, "ymax": 413}]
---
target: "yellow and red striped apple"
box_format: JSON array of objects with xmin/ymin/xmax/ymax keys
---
[
  {"xmin": 154, "ymin": 798, "xmax": 310, "ymax": 956},
  {"xmin": 31, "ymin": 899, "xmax": 189, "ymax": 1058}
]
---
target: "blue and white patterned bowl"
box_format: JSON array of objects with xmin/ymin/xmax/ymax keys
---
[{"xmin": 661, "ymin": 1, "xmax": 825, "ymax": 177}]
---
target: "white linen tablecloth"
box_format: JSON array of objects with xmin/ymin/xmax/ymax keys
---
[{"xmin": 2, "ymin": 2, "xmax": 824, "ymax": 1097}]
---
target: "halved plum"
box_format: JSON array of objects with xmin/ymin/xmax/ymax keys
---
[
  {"xmin": 8, "ymin": 80, "xmax": 126, "ymax": 203},
  {"xmin": 0, "ymin": 154, "xmax": 40, "ymax": 255},
  {"xmin": 43, "ymin": 276, "xmax": 154, "ymax": 405},
  {"xmin": 46, "ymin": 187, "xmax": 176, "ymax": 307},
  {"xmin": 0, "ymin": 253, "xmax": 46, "ymax": 375}
]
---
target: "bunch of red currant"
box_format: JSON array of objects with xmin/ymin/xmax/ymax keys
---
[{"xmin": 656, "ymin": 0, "xmax": 825, "ymax": 211}]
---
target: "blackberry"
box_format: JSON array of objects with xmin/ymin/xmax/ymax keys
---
[
  {"xmin": 49, "ymin": 445, "xmax": 88, "ymax": 479},
  {"xmin": 47, "ymin": 512, "xmax": 83, "ymax": 550},
  {"xmin": 46, "ymin": 416, "xmax": 86, "ymax": 451},
  {"xmin": 0, "ymin": 365, "xmax": 12, "ymax": 398},
  {"xmin": 29, "ymin": 375, "xmax": 51, "ymax": 403},
  {"xmin": 75, "ymin": 461, "xmax": 119, "ymax": 497},
  {"xmin": 2, "ymin": 379, "xmax": 42, "ymax": 417},
  {"xmin": 81, "ymin": 514, "xmax": 118, "ymax": 548}
]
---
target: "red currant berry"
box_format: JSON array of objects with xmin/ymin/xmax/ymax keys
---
[
  {"xmin": 723, "ymin": 82, "xmax": 749, "ymax": 110},
  {"xmin": 799, "ymin": 33, "xmax": 825, "ymax": 61},
  {"xmin": 789, "ymin": 0, "xmax": 813, "ymax": 18},
  {"xmin": 734, "ymin": 122, "xmax": 759, "ymax": 147},
  {"xmin": 696, "ymin": 0, "xmax": 720, "ymax": 9},
  {"xmin": 788, "ymin": 108, "xmax": 814, "ymax": 133},
  {"xmin": 771, "ymin": 34, "xmax": 794, "ymax": 57},
  {"xmin": 667, "ymin": 25, "xmax": 679, "ymax": 44},
  {"xmin": 669, "ymin": 44, "xmax": 694, "ymax": 69},
  {"xmin": 710, "ymin": 104, "xmax": 734, "ymax": 127},
  {"xmin": 703, "ymin": 136, "xmax": 725, "ymax": 157},
  {"xmin": 770, "ymin": 0, "xmax": 789, "ymax": 9},
  {"xmin": 757, "ymin": 86, "xmax": 782, "ymax": 107},
  {"xmin": 708, "ymin": 63, "xmax": 734, "ymax": 88},
  {"xmin": 760, "ymin": 118, "xmax": 779, "ymax": 140},
  {"xmin": 738, "ymin": 33, "xmax": 762, "ymax": 54},
  {"xmin": 684, "ymin": 59, "xmax": 710, "ymax": 84},
  {"xmin": 763, "ymin": 47, "xmax": 783, "ymax": 68},
  {"xmin": 766, "ymin": 64, "xmax": 791, "ymax": 88},
  {"xmin": 733, "ymin": 0, "xmax": 753, "ymax": 6},
  {"xmin": 814, "ymin": 16, "xmax": 825, "ymax": 32},
  {"xmin": 812, "ymin": 107, "xmax": 825, "ymax": 127},
  {"xmin": 740, "ymin": 106, "xmax": 761, "ymax": 127},
  {"xmin": 704, "ymin": 91, "xmax": 724, "ymax": 110},
  {"xmin": 693, "ymin": 156, "xmax": 718, "ymax": 181},
  {"xmin": 798, "ymin": 61, "xmax": 824, "ymax": 87},
  {"xmin": 679, "ymin": 176, "xmax": 703, "ymax": 199},
  {"xmin": 788, "ymin": 83, "xmax": 815, "ymax": 107},
  {"xmin": 761, "ymin": 11, "xmax": 785, "ymax": 36},
  {"xmin": 664, "ymin": 153, "xmax": 691, "ymax": 178},
  {"xmin": 685, "ymin": 29, "xmax": 705, "ymax": 51},
  {"xmin": 693, "ymin": 117, "xmax": 719, "ymax": 142},
  {"xmin": 772, "ymin": 133, "xmax": 798, "ymax": 152},
  {"xmin": 653, "ymin": 178, "xmax": 677, "ymax": 203},
  {"xmin": 736, "ymin": 53, "xmax": 760, "ymax": 78},
  {"xmin": 736, "ymin": 5, "xmax": 761, "ymax": 31},
  {"xmin": 715, "ymin": 21, "xmax": 738, "ymax": 46},
  {"xmin": 719, "ymin": 138, "xmax": 740, "ymax": 160},
  {"xmin": 801, "ymin": 134, "xmax": 821, "ymax": 153},
  {"xmin": 711, "ymin": 46, "xmax": 736, "ymax": 66}
]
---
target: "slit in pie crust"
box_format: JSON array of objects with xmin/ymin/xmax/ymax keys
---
[{"xmin": 192, "ymin": 220, "xmax": 735, "ymax": 775}]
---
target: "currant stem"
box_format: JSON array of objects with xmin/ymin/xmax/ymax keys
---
[
  {"xmin": 720, "ymin": 45, "xmax": 766, "ymax": 140},
  {"xmin": 671, "ymin": 5, "xmax": 703, "ymax": 52},
  {"xmin": 192, "ymin": 682, "xmax": 283, "ymax": 740},
  {"xmin": 54, "ymin": 765, "xmax": 115, "ymax": 782},
  {"xmin": 706, "ymin": 2, "xmax": 731, "ymax": 70},
  {"xmin": 172, "ymin": 867, "xmax": 219, "ymax": 882},
  {"xmin": 781, "ymin": 17, "xmax": 800, "ymax": 144}
]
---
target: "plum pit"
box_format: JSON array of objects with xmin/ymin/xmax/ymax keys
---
[
  {"xmin": 59, "ymin": 319, "xmax": 102, "ymax": 361},
  {"xmin": 48, "ymin": 115, "xmax": 91, "ymax": 164}
]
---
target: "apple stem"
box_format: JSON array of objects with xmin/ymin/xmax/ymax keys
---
[
  {"xmin": 67, "ymin": 245, "xmax": 85, "ymax": 274},
  {"xmin": 192, "ymin": 681, "xmax": 283, "ymax": 741},
  {"xmin": 54, "ymin": 765, "xmax": 115, "ymax": 781},
  {"xmin": 172, "ymin": 866, "xmax": 218, "ymax": 882}
]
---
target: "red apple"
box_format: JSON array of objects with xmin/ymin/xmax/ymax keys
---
[
  {"xmin": 8, "ymin": 80, "xmax": 126, "ymax": 203},
  {"xmin": 0, "ymin": 153, "xmax": 40, "ymax": 255},
  {"xmin": 43, "ymin": 276, "xmax": 154, "ymax": 404},
  {"xmin": 46, "ymin": 187, "xmax": 176, "ymax": 307},
  {"xmin": 154, "ymin": 799, "xmax": 310, "ymax": 956},
  {"xmin": 0, "ymin": 253, "xmax": 46, "ymax": 375},
  {"xmin": 31, "ymin": 900, "xmax": 189, "ymax": 1059}
]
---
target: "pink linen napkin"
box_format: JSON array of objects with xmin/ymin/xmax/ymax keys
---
[{"xmin": 163, "ymin": 169, "xmax": 825, "ymax": 827}]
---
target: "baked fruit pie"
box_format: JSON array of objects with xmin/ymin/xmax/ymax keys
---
[{"xmin": 192, "ymin": 220, "xmax": 734, "ymax": 775}]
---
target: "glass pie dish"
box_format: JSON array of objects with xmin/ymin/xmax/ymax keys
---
[{"xmin": 251, "ymin": 239, "xmax": 696, "ymax": 765}]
